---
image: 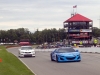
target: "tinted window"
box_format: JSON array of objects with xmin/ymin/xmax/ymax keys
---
[
  {"xmin": 21, "ymin": 47, "xmax": 32, "ymax": 50},
  {"xmin": 57, "ymin": 48, "xmax": 75, "ymax": 53}
]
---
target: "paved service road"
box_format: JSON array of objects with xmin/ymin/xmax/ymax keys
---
[{"xmin": 7, "ymin": 47, "xmax": 100, "ymax": 75}]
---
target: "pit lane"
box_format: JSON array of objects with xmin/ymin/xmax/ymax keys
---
[{"xmin": 7, "ymin": 47, "xmax": 100, "ymax": 75}]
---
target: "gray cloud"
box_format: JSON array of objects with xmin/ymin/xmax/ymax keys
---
[{"xmin": 0, "ymin": 0, "xmax": 99, "ymax": 32}]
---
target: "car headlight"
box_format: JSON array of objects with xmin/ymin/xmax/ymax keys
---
[
  {"xmin": 20, "ymin": 51, "xmax": 25, "ymax": 53},
  {"xmin": 32, "ymin": 51, "xmax": 35, "ymax": 54},
  {"xmin": 76, "ymin": 54, "xmax": 80, "ymax": 56},
  {"xmin": 74, "ymin": 53, "xmax": 80, "ymax": 56}
]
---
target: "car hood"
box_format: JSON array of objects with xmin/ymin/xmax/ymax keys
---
[{"xmin": 57, "ymin": 52, "xmax": 80, "ymax": 57}]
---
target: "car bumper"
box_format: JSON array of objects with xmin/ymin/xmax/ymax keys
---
[
  {"xmin": 57, "ymin": 55, "xmax": 81, "ymax": 62},
  {"xmin": 19, "ymin": 53, "xmax": 35, "ymax": 57}
]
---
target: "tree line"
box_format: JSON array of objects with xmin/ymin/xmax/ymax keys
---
[
  {"xmin": 0, "ymin": 28, "xmax": 66, "ymax": 44},
  {"xmin": 0, "ymin": 27, "xmax": 99, "ymax": 44}
]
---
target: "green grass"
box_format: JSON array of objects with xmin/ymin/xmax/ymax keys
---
[{"xmin": 0, "ymin": 46, "xmax": 34, "ymax": 75}]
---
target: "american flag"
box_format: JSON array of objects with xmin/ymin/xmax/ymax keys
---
[{"xmin": 73, "ymin": 5, "xmax": 77, "ymax": 8}]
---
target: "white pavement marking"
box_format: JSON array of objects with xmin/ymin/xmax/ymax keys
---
[{"xmin": 18, "ymin": 57, "xmax": 37, "ymax": 75}]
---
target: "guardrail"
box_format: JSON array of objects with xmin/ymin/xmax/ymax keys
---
[{"xmin": 34, "ymin": 47, "xmax": 100, "ymax": 53}]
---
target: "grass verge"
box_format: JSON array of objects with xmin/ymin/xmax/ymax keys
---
[{"xmin": 0, "ymin": 45, "xmax": 34, "ymax": 75}]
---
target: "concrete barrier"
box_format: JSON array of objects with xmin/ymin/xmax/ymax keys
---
[
  {"xmin": 34, "ymin": 47, "xmax": 100, "ymax": 53},
  {"xmin": 75, "ymin": 47, "xmax": 100, "ymax": 53},
  {"xmin": 34, "ymin": 48, "xmax": 56, "ymax": 51}
]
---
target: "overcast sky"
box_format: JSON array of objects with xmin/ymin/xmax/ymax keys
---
[{"xmin": 0, "ymin": 0, "xmax": 100, "ymax": 32}]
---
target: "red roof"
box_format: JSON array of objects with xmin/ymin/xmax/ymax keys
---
[
  {"xmin": 64, "ymin": 14, "xmax": 92, "ymax": 23},
  {"xmin": 19, "ymin": 42, "xmax": 30, "ymax": 45}
]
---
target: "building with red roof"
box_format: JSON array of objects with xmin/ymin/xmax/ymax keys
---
[
  {"xmin": 19, "ymin": 39, "xmax": 31, "ymax": 46},
  {"xmin": 64, "ymin": 14, "xmax": 92, "ymax": 22},
  {"xmin": 19, "ymin": 42, "xmax": 30, "ymax": 46},
  {"xmin": 63, "ymin": 13, "xmax": 93, "ymax": 45}
]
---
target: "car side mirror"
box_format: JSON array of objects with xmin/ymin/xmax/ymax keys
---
[{"xmin": 75, "ymin": 50, "xmax": 79, "ymax": 52}]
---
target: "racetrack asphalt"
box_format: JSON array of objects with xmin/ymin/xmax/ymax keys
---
[{"xmin": 7, "ymin": 47, "xmax": 100, "ymax": 75}]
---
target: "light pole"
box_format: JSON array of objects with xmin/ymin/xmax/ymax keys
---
[{"xmin": 98, "ymin": 16, "xmax": 100, "ymax": 29}]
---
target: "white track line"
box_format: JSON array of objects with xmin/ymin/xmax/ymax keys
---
[{"xmin": 13, "ymin": 53, "xmax": 37, "ymax": 75}]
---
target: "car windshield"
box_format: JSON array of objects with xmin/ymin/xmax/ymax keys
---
[
  {"xmin": 21, "ymin": 47, "xmax": 32, "ymax": 50},
  {"xmin": 57, "ymin": 47, "xmax": 75, "ymax": 53}
]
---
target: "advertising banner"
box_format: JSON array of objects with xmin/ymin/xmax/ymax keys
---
[
  {"xmin": 72, "ymin": 41, "xmax": 89, "ymax": 43},
  {"xmin": 68, "ymin": 29, "xmax": 80, "ymax": 32},
  {"xmin": 80, "ymin": 29, "xmax": 92, "ymax": 32}
]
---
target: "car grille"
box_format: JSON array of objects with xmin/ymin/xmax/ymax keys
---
[
  {"xmin": 66, "ymin": 57, "xmax": 76, "ymax": 60},
  {"xmin": 24, "ymin": 54, "xmax": 32, "ymax": 57},
  {"xmin": 25, "ymin": 52, "xmax": 31, "ymax": 53}
]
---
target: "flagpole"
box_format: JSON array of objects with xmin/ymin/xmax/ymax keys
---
[
  {"xmin": 97, "ymin": 16, "xmax": 100, "ymax": 29},
  {"xmin": 73, "ymin": 5, "xmax": 77, "ymax": 15},
  {"xmin": 73, "ymin": 6, "xmax": 75, "ymax": 15},
  {"xmin": 76, "ymin": 6, "xmax": 77, "ymax": 14},
  {"xmin": 71, "ymin": 6, "xmax": 74, "ymax": 17},
  {"xmin": 98, "ymin": 16, "xmax": 100, "ymax": 29},
  {"xmin": 73, "ymin": 8, "xmax": 74, "ymax": 15},
  {"xmin": 75, "ymin": 5, "xmax": 77, "ymax": 14}
]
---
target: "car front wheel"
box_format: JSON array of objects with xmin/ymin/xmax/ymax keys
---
[
  {"xmin": 56, "ymin": 55, "xmax": 59, "ymax": 62},
  {"xmin": 50, "ymin": 54, "xmax": 54, "ymax": 61}
]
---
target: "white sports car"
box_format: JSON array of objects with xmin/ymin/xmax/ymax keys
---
[{"xmin": 18, "ymin": 46, "xmax": 35, "ymax": 57}]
